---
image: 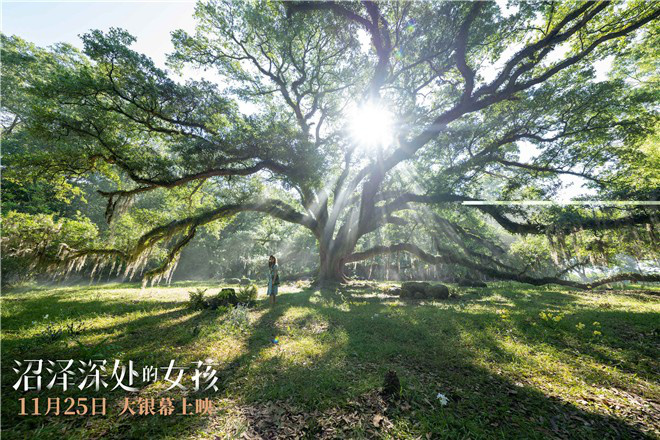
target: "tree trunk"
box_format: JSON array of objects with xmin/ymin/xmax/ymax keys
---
[
  {"xmin": 317, "ymin": 254, "xmax": 347, "ymax": 283},
  {"xmin": 317, "ymin": 241, "xmax": 348, "ymax": 284}
]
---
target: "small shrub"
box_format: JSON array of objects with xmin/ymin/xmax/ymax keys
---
[
  {"xmin": 206, "ymin": 296, "xmax": 221, "ymax": 310},
  {"xmin": 40, "ymin": 322, "xmax": 64, "ymax": 342},
  {"xmin": 192, "ymin": 288, "xmax": 240, "ymax": 310},
  {"xmin": 37, "ymin": 315, "xmax": 87, "ymax": 342},
  {"xmin": 539, "ymin": 311, "xmax": 563, "ymax": 323},
  {"xmin": 216, "ymin": 288, "xmax": 238, "ymax": 306},
  {"xmin": 226, "ymin": 304, "xmax": 251, "ymax": 332},
  {"xmin": 65, "ymin": 317, "xmax": 87, "ymax": 336},
  {"xmin": 237, "ymin": 284, "xmax": 258, "ymax": 306},
  {"xmin": 188, "ymin": 288, "xmax": 207, "ymax": 310},
  {"xmin": 208, "ymin": 294, "xmax": 233, "ymax": 310}
]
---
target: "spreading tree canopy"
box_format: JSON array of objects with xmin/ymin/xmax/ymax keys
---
[{"xmin": 2, "ymin": 0, "xmax": 659, "ymax": 286}]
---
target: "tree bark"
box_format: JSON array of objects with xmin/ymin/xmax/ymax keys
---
[
  {"xmin": 317, "ymin": 239, "xmax": 349, "ymax": 284},
  {"xmin": 317, "ymin": 250, "xmax": 347, "ymax": 283}
]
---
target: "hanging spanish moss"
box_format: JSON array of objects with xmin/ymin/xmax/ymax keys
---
[
  {"xmin": 539, "ymin": 205, "xmax": 659, "ymax": 271},
  {"xmin": 141, "ymin": 227, "xmax": 196, "ymax": 287},
  {"xmin": 99, "ymin": 189, "xmax": 143, "ymax": 224}
]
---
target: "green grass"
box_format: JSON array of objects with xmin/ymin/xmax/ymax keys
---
[{"xmin": 1, "ymin": 281, "xmax": 659, "ymax": 439}]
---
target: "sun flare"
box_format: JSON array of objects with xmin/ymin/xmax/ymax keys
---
[{"xmin": 347, "ymin": 101, "xmax": 395, "ymax": 148}]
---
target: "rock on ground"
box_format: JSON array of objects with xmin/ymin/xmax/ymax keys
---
[
  {"xmin": 457, "ymin": 279, "xmax": 487, "ymax": 288},
  {"xmin": 400, "ymin": 282, "xmax": 449, "ymax": 300}
]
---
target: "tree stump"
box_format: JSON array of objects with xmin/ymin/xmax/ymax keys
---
[{"xmin": 382, "ymin": 370, "xmax": 401, "ymax": 399}]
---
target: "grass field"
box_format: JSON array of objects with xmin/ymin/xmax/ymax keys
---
[{"xmin": 1, "ymin": 281, "xmax": 659, "ymax": 439}]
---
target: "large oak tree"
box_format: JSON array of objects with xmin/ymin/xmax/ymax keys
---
[{"xmin": 3, "ymin": 0, "xmax": 659, "ymax": 286}]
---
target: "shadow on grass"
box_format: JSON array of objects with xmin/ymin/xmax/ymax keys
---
[
  {"xmin": 455, "ymin": 286, "xmax": 659, "ymax": 379},
  {"xmin": 1, "ymin": 289, "xmax": 229, "ymax": 439},
  {"xmin": 2, "ymin": 284, "xmax": 657, "ymax": 439},
  {"xmin": 186, "ymin": 287, "xmax": 656, "ymax": 439}
]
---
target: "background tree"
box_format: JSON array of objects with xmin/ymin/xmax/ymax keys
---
[{"xmin": 2, "ymin": 0, "xmax": 659, "ymax": 286}]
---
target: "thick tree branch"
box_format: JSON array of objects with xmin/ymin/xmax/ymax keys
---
[
  {"xmin": 286, "ymin": 1, "xmax": 372, "ymax": 29},
  {"xmin": 378, "ymin": 192, "xmax": 657, "ymax": 235},
  {"xmin": 346, "ymin": 242, "xmax": 660, "ymax": 289},
  {"xmin": 473, "ymin": 1, "xmax": 607, "ymax": 100},
  {"xmin": 493, "ymin": 158, "xmax": 603, "ymax": 183},
  {"xmin": 381, "ymin": 2, "xmax": 659, "ymax": 177},
  {"xmin": 287, "ymin": 0, "xmax": 391, "ymax": 96},
  {"xmin": 133, "ymin": 199, "xmax": 318, "ymax": 257},
  {"xmin": 455, "ymin": 2, "xmax": 483, "ymax": 102},
  {"xmin": 95, "ymin": 159, "xmax": 293, "ymax": 223}
]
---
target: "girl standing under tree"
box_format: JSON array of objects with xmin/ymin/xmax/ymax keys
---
[{"xmin": 267, "ymin": 255, "xmax": 279, "ymax": 305}]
